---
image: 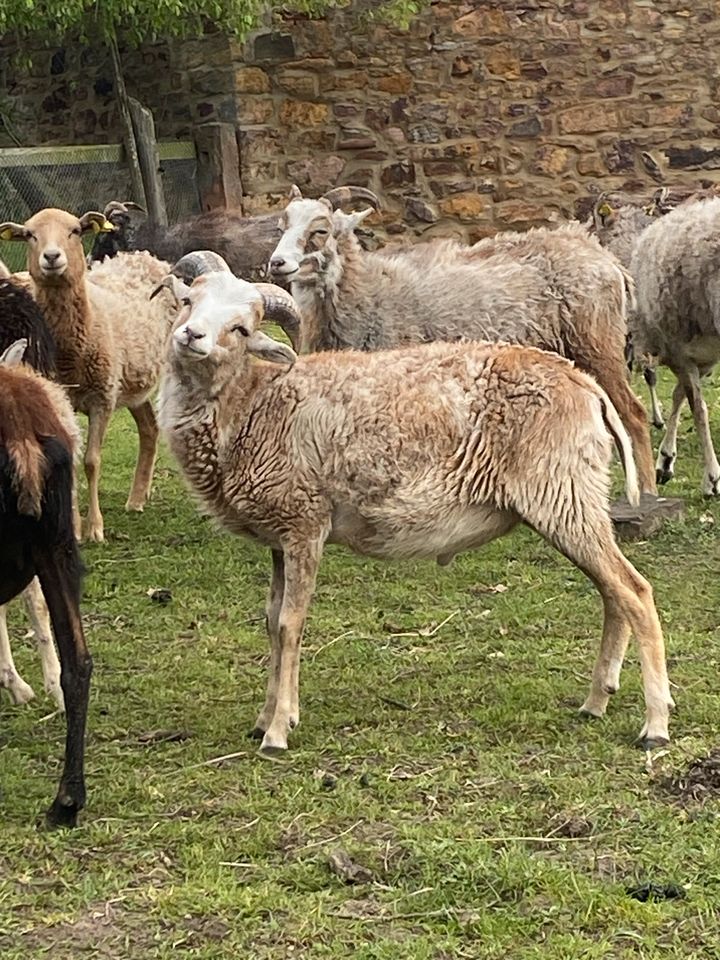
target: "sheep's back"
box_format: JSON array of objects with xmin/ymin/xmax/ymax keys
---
[{"xmin": 631, "ymin": 197, "xmax": 720, "ymax": 359}]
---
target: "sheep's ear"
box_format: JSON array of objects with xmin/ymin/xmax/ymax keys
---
[
  {"xmin": 333, "ymin": 207, "xmax": 374, "ymax": 235},
  {"xmin": 149, "ymin": 275, "xmax": 191, "ymax": 303},
  {"xmin": 0, "ymin": 338, "xmax": 28, "ymax": 367},
  {"xmin": 246, "ymin": 330, "xmax": 296, "ymax": 366},
  {"xmin": 0, "ymin": 222, "xmax": 31, "ymax": 242},
  {"xmin": 288, "ymin": 184, "xmax": 303, "ymax": 201},
  {"xmin": 79, "ymin": 211, "xmax": 115, "ymax": 235}
]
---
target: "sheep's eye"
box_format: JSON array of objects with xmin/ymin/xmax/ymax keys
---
[
  {"xmin": 181, "ymin": 297, "xmax": 191, "ymax": 307},
  {"xmin": 28, "ymin": 233, "xmax": 37, "ymax": 242},
  {"xmin": 233, "ymin": 324, "xmax": 250, "ymax": 337},
  {"xmin": 312, "ymin": 228, "xmax": 329, "ymax": 237},
  {"xmin": 71, "ymin": 227, "xmax": 82, "ymax": 237}
]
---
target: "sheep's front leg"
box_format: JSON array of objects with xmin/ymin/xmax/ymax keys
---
[
  {"xmin": 83, "ymin": 407, "xmax": 112, "ymax": 542},
  {"xmin": 250, "ymin": 550, "xmax": 285, "ymax": 739},
  {"xmin": 23, "ymin": 577, "xmax": 64, "ymax": 710},
  {"xmin": 0, "ymin": 602, "xmax": 35, "ymax": 704},
  {"xmin": 683, "ymin": 367, "xmax": 720, "ymax": 495},
  {"xmin": 260, "ymin": 539, "xmax": 323, "ymax": 757},
  {"xmin": 126, "ymin": 400, "xmax": 159, "ymax": 512},
  {"xmin": 643, "ymin": 364, "xmax": 664, "ymax": 431},
  {"xmin": 656, "ymin": 381, "xmax": 685, "ymax": 485}
]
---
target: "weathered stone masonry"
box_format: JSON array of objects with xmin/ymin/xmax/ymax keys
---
[{"xmin": 2, "ymin": 1, "xmax": 720, "ymax": 240}]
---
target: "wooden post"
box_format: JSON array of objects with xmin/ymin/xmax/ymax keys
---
[
  {"xmin": 128, "ymin": 97, "xmax": 168, "ymax": 227},
  {"xmin": 194, "ymin": 123, "xmax": 244, "ymax": 212},
  {"xmin": 109, "ymin": 36, "xmax": 146, "ymax": 209}
]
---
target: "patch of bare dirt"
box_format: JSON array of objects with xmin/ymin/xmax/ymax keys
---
[{"xmin": 660, "ymin": 750, "xmax": 720, "ymax": 804}]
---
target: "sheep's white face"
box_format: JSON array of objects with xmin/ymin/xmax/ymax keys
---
[
  {"xmin": 170, "ymin": 272, "xmax": 296, "ymax": 367},
  {"xmin": 269, "ymin": 198, "xmax": 335, "ymax": 279}
]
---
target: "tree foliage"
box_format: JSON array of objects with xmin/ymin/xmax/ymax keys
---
[{"xmin": 0, "ymin": 0, "xmax": 426, "ymax": 45}]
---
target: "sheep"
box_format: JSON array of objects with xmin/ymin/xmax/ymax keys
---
[
  {"xmin": 0, "ymin": 207, "xmax": 177, "ymax": 542},
  {"xmin": 86, "ymin": 200, "xmax": 279, "ymax": 282},
  {"xmin": 268, "ymin": 186, "xmax": 657, "ymax": 496},
  {"xmin": 88, "ymin": 187, "xmax": 381, "ymax": 283},
  {"xmin": 0, "ymin": 277, "xmax": 65, "ymax": 709},
  {"xmin": 0, "ymin": 338, "xmax": 91, "ymax": 827},
  {"xmin": 157, "ymin": 260, "xmax": 673, "ymax": 758},
  {"xmin": 631, "ymin": 196, "xmax": 720, "ymax": 495},
  {"xmin": 86, "ymin": 200, "xmax": 145, "ymax": 264}
]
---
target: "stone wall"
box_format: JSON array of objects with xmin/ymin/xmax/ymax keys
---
[{"xmin": 2, "ymin": 1, "xmax": 720, "ymax": 239}]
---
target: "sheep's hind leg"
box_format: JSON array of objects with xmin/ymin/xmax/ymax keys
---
[
  {"xmin": 579, "ymin": 596, "xmax": 630, "ymax": 719},
  {"xmin": 83, "ymin": 407, "xmax": 112, "ymax": 542},
  {"xmin": 250, "ymin": 550, "xmax": 285, "ymax": 740},
  {"xmin": 34, "ymin": 543, "xmax": 93, "ymax": 828},
  {"xmin": 525, "ymin": 491, "xmax": 672, "ymax": 747},
  {"xmin": 24, "ymin": 577, "xmax": 64, "ymax": 710},
  {"xmin": 0, "ymin": 602, "xmax": 35, "ymax": 704},
  {"xmin": 126, "ymin": 400, "xmax": 159, "ymax": 512},
  {"xmin": 260, "ymin": 538, "xmax": 324, "ymax": 758},
  {"xmin": 683, "ymin": 366, "xmax": 720, "ymax": 496},
  {"xmin": 656, "ymin": 381, "xmax": 685, "ymax": 485}
]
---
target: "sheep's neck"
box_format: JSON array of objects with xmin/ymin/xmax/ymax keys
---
[
  {"xmin": 162, "ymin": 358, "xmax": 261, "ymax": 522},
  {"xmin": 293, "ymin": 234, "xmax": 377, "ymax": 352},
  {"xmin": 34, "ymin": 278, "xmax": 92, "ymax": 385}
]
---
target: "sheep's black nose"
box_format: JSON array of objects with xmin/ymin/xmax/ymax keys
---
[
  {"xmin": 44, "ymin": 250, "xmax": 61, "ymax": 264},
  {"xmin": 269, "ymin": 257, "xmax": 286, "ymax": 271}
]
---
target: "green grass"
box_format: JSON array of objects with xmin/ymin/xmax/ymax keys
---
[{"xmin": 2, "ymin": 373, "xmax": 720, "ymax": 958}]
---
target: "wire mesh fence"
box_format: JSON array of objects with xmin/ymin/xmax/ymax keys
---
[{"xmin": 0, "ymin": 142, "xmax": 200, "ymax": 271}]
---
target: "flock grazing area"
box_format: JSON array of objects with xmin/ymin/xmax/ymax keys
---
[{"xmin": 1, "ymin": 371, "xmax": 720, "ymax": 959}]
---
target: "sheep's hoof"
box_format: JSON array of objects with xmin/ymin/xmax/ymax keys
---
[
  {"xmin": 637, "ymin": 735, "xmax": 670, "ymax": 752},
  {"xmin": 5, "ymin": 677, "xmax": 35, "ymax": 705},
  {"xmin": 578, "ymin": 704, "xmax": 604, "ymax": 720},
  {"xmin": 125, "ymin": 501, "xmax": 145, "ymax": 513},
  {"xmin": 655, "ymin": 454, "xmax": 675, "ymax": 484},
  {"xmin": 46, "ymin": 682, "xmax": 65, "ymax": 712},
  {"xmin": 652, "ymin": 418, "xmax": 665, "ymax": 431},
  {"xmin": 702, "ymin": 475, "xmax": 720, "ymax": 497},
  {"xmin": 83, "ymin": 524, "xmax": 105, "ymax": 543},
  {"xmin": 258, "ymin": 742, "xmax": 288, "ymax": 761},
  {"xmin": 45, "ymin": 795, "xmax": 82, "ymax": 829},
  {"xmin": 248, "ymin": 726, "xmax": 266, "ymax": 741}
]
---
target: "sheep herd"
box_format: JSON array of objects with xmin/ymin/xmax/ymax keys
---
[{"xmin": 0, "ymin": 177, "xmax": 717, "ymax": 827}]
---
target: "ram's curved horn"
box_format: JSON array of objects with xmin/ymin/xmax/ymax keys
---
[
  {"xmin": 103, "ymin": 200, "xmax": 146, "ymax": 220},
  {"xmin": 321, "ymin": 186, "xmax": 381, "ymax": 211},
  {"xmin": 255, "ymin": 283, "xmax": 303, "ymax": 352},
  {"xmin": 168, "ymin": 250, "xmax": 232, "ymax": 284}
]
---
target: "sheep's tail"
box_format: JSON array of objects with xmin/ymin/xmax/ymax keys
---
[
  {"xmin": 8, "ymin": 436, "xmax": 46, "ymax": 518},
  {"xmin": 599, "ymin": 391, "xmax": 640, "ymax": 508},
  {"xmin": 613, "ymin": 260, "xmax": 636, "ymax": 319}
]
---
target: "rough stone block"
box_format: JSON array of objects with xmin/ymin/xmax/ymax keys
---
[{"xmin": 610, "ymin": 494, "xmax": 685, "ymax": 542}]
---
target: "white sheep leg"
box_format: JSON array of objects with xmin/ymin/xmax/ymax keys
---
[
  {"xmin": 251, "ymin": 550, "xmax": 285, "ymax": 739},
  {"xmin": 23, "ymin": 577, "xmax": 64, "ymax": 711},
  {"xmin": 655, "ymin": 380, "xmax": 686, "ymax": 485},
  {"xmin": 260, "ymin": 539, "xmax": 323, "ymax": 757},
  {"xmin": 683, "ymin": 367, "xmax": 720, "ymax": 495},
  {"xmin": 83, "ymin": 406, "xmax": 112, "ymax": 542},
  {"xmin": 0, "ymin": 602, "xmax": 35, "ymax": 705}
]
